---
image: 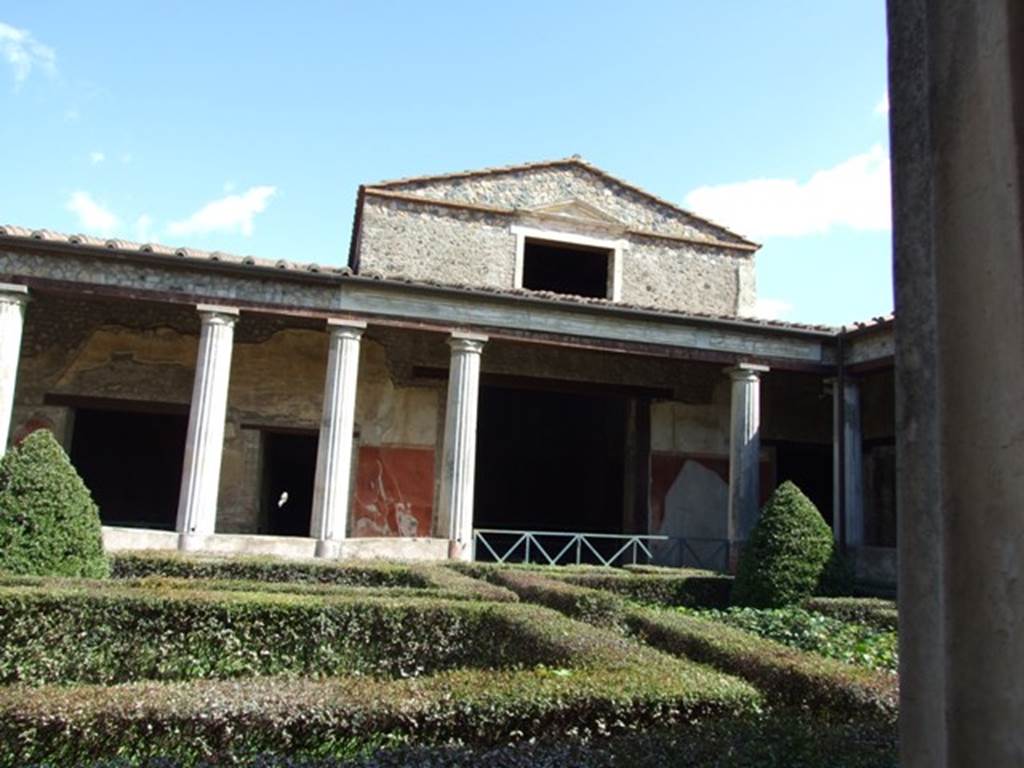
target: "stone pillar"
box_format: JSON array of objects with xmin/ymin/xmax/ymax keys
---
[
  {"xmin": 890, "ymin": 2, "xmax": 1024, "ymax": 764},
  {"xmin": 438, "ymin": 332, "xmax": 487, "ymax": 561},
  {"xmin": 0, "ymin": 284, "xmax": 28, "ymax": 457},
  {"xmin": 726, "ymin": 364, "xmax": 768, "ymax": 551},
  {"xmin": 176, "ymin": 305, "xmax": 238, "ymax": 551},
  {"xmin": 832, "ymin": 377, "xmax": 864, "ymax": 547},
  {"xmin": 310, "ymin": 318, "xmax": 365, "ymax": 558}
]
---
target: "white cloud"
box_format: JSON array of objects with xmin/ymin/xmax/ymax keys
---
[
  {"xmin": 874, "ymin": 92, "xmax": 889, "ymax": 116},
  {"xmin": 167, "ymin": 186, "xmax": 277, "ymax": 237},
  {"xmin": 683, "ymin": 145, "xmax": 891, "ymax": 239},
  {"xmin": 66, "ymin": 191, "xmax": 119, "ymax": 235},
  {"xmin": 748, "ymin": 297, "xmax": 794, "ymax": 321},
  {"xmin": 0, "ymin": 21, "xmax": 56, "ymax": 85},
  {"xmin": 89, "ymin": 151, "xmax": 105, "ymax": 165}
]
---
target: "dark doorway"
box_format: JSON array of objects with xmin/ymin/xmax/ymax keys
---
[
  {"xmin": 767, "ymin": 440, "xmax": 834, "ymax": 527},
  {"xmin": 522, "ymin": 239, "xmax": 611, "ymax": 298},
  {"xmin": 475, "ymin": 385, "xmax": 628, "ymax": 538},
  {"xmin": 69, "ymin": 408, "xmax": 188, "ymax": 529},
  {"xmin": 261, "ymin": 431, "xmax": 318, "ymax": 536}
]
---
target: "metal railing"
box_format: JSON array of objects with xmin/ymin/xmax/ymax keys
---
[{"xmin": 473, "ymin": 528, "xmax": 730, "ymax": 571}]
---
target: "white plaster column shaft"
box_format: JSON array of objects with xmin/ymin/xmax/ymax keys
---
[
  {"xmin": 726, "ymin": 363, "xmax": 769, "ymax": 546},
  {"xmin": 310, "ymin": 318, "xmax": 366, "ymax": 558},
  {"xmin": 438, "ymin": 332, "xmax": 487, "ymax": 561},
  {"xmin": 0, "ymin": 284, "xmax": 28, "ymax": 457},
  {"xmin": 176, "ymin": 305, "xmax": 238, "ymax": 551},
  {"xmin": 832, "ymin": 377, "xmax": 864, "ymax": 547}
]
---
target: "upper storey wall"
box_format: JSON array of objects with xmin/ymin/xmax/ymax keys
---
[{"xmin": 355, "ymin": 164, "xmax": 758, "ymax": 317}]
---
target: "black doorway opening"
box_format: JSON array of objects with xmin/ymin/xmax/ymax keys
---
[
  {"xmin": 766, "ymin": 440, "xmax": 834, "ymax": 527},
  {"xmin": 474, "ymin": 385, "xmax": 627, "ymax": 545},
  {"xmin": 69, "ymin": 407, "xmax": 188, "ymax": 529},
  {"xmin": 261, "ymin": 431, "xmax": 318, "ymax": 537}
]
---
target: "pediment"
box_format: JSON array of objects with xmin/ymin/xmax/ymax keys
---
[{"xmin": 526, "ymin": 199, "xmax": 623, "ymax": 226}]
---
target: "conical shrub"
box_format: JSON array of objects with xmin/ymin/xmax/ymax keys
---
[
  {"xmin": 731, "ymin": 480, "xmax": 834, "ymax": 607},
  {"xmin": 0, "ymin": 429, "xmax": 108, "ymax": 577}
]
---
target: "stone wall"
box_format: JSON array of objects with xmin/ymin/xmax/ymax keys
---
[
  {"xmin": 379, "ymin": 164, "xmax": 748, "ymax": 244},
  {"xmin": 358, "ymin": 164, "xmax": 757, "ymax": 316}
]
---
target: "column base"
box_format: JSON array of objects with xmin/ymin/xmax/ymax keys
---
[
  {"xmin": 314, "ymin": 539, "xmax": 341, "ymax": 559},
  {"xmin": 447, "ymin": 539, "xmax": 473, "ymax": 562},
  {"xmin": 177, "ymin": 532, "xmax": 207, "ymax": 552}
]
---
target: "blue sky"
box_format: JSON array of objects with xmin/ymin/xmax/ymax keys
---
[{"xmin": 0, "ymin": 2, "xmax": 891, "ymax": 326}]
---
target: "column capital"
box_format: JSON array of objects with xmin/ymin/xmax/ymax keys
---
[
  {"xmin": 327, "ymin": 317, "xmax": 367, "ymax": 340},
  {"xmin": 0, "ymin": 283, "xmax": 29, "ymax": 308},
  {"xmin": 197, "ymin": 304, "xmax": 240, "ymax": 326},
  {"xmin": 448, "ymin": 331, "xmax": 488, "ymax": 355},
  {"xmin": 726, "ymin": 362, "xmax": 769, "ymax": 381}
]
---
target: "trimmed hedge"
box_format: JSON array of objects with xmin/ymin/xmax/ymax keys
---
[
  {"xmin": 804, "ymin": 596, "xmax": 898, "ymax": 631},
  {"xmin": 0, "ymin": 429, "xmax": 108, "ymax": 578},
  {"xmin": 470, "ymin": 565, "xmax": 629, "ymax": 627},
  {"xmin": 0, "ymin": 659, "xmax": 759, "ymax": 767},
  {"xmin": 558, "ymin": 569, "xmax": 732, "ymax": 609},
  {"xmin": 413, "ymin": 565, "xmax": 519, "ymax": 602},
  {"xmin": 732, "ymin": 481, "xmax": 836, "ymax": 608},
  {"xmin": 484, "ymin": 568, "xmax": 897, "ymax": 724},
  {"xmin": 111, "ymin": 551, "xmax": 427, "ymax": 588},
  {"xmin": 0, "ymin": 584, "xmax": 598, "ymax": 685}
]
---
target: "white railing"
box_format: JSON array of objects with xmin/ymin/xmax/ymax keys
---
[{"xmin": 473, "ymin": 528, "xmax": 730, "ymax": 570}]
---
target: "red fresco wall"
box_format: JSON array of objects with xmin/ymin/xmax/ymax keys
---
[
  {"xmin": 650, "ymin": 453, "xmax": 774, "ymax": 532},
  {"xmin": 352, "ymin": 446, "xmax": 434, "ymax": 537}
]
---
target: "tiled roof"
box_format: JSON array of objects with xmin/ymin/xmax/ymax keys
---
[
  {"xmin": 367, "ymin": 156, "xmax": 759, "ymax": 249},
  {"xmin": 0, "ymin": 224, "xmax": 352, "ymax": 276},
  {"xmin": 0, "ymin": 223, "xmax": 852, "ymax": 336}
]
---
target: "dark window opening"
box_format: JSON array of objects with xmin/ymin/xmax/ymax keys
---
[
  {"xmin": 69, "ymin": 408, "xmax": 188, "ymax": 530},
  {"xmin": 474, "ymin": 385, "xmax": 627, "ymax": 562},
  {"xmin": 522, "ymin": 238, "xmax": 611, "ymax": 298},
  {"xmin": 261, "ymin": 431, "xmax": 318, "ymax": 537}
]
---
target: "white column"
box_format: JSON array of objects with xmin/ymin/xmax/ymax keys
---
[
  {"xmin": 0, "ymin": 284, "xmax": 28, "ymax": 457},
  {"xmin": 310, "ymin": 318, "xmax": 365, "ymax": 558},
  {"xmin": 726, "ymin": 363, "xmax": 769, "ymax": 549},
  {"xmin": 176, "ymin": 305, "xmax": 238, "ymax": 551},
  {"xmin": 438, "ymin": 332, "xmax": 487, "ymax": 561},
  {"xmin": 832, "ymin": 376, "xmax": 864, "ymax": 547}
]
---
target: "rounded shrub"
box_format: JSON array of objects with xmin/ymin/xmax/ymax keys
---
[
  {"xmin": 731, "ymin": 481, "xmax": 833, "ymax": 608},
  {"xmin": 0, "ymin": 429, "xmax": 108, "ymax": 577}
]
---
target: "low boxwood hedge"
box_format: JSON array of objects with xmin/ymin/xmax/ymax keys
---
[
  {"xmin": 0, "ymin": 583, "xmax": 610, "ymax": 685},
  {"xmin": 0, "ymin": 657, "xmax": 759, "ymax": 767},
  {"xmin": 111, "ymin": 551, "xmax": 427, "ymax": 588},
  {"xmin": 557, "ymin": 569, "xmax": 732, "ymax": 609},
  {"xmin": 804, "ymin": 596, "xmax": 898, "ymax": 631},
  {"xmin": 483, "ymin": 568, "xmax": 897, "ymax": 725}
]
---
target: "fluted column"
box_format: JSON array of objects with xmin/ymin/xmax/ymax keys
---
[
  {"xmin": 176, "ymin": 305, "xmax": 238, "ymax": 551},
  {"xmin": 310, "ymin": 318, "xmax": 365, "ymax": 558},
  {"xmin": 438, "ymin": 332, "xmax": 487, "ymax": 561},
  {"xmin": 726, "ymin": 363, "xmax": 769, "ymax": 549},
  {"xmin": 832, "ymin": 376, "xmax": 864, "ymax": 547},
  {"xmin": 0, "ymin": 284, "xmax": 28, "ymax": 457}
]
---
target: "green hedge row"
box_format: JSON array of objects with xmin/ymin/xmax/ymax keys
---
[
  {"xmin": 804, "ymin": 596, "xmax": 898, "ymax": 631},
  {"xmin": 558, "ymin": 569, "xmax": 732, "ymax": 609},
  {"xmin": 0, "ymin": 584, "xmax": 588, "ymax": 685},
  {"xmin": 484, "ymin": 568, "xmax": 897, "ymax": 725},
  {"xmin": 0, "ymin": 657, "xmax": 759, "ymax": 767},
  {"xmin": 110, "ymin": 551, "xmax": 429, "ymax": 587}
]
